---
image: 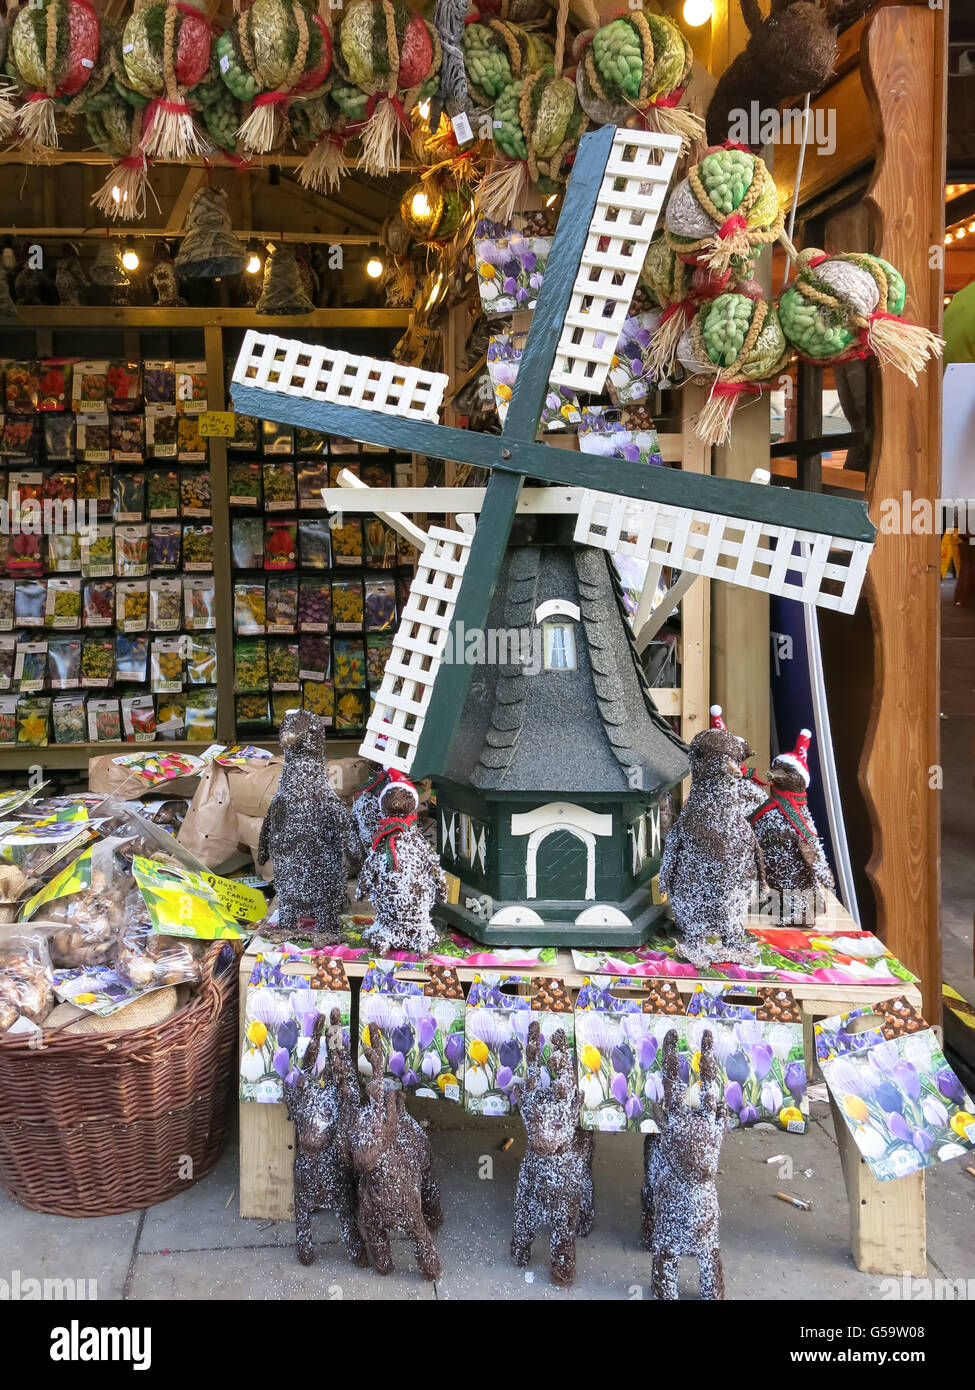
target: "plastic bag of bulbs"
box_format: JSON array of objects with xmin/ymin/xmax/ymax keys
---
[
  {"xmin": 0, "ymin": 928, "xmax": 54, "ymax": 1035},
  {"xmin": 115, "ymin": 921, "xmax": 203, "ymax": 991},
  {"xmin": 41, "ymin": 837, "xmax": 150, "ymax": 970}
]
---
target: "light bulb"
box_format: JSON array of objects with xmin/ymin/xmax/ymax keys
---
[
  {"xmin": 417, "ymin": 99, "xmax": 431, "ymax": 122},
  {"xmin": 411, "ymin": 190, "xmax": 431, "ymax": 220},
  {"xmin": 111, "ymin": 184, "xmax": 127, "ymax": 206},
  {"xmin": 246, "ymin": 253, "xmax": 261, "ymax": 274},
  {"xmin": 121, "ymin": 238, "xmax": 139, "ymax": 271},
  {"xmin": 366, "ymin": 256, "xmax": 384, "ymax": 280},
  {"xmin": 682, "ymin": 0, "xmax": 713, "ymax": 26}
]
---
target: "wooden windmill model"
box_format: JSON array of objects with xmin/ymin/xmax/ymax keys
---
[{"xmin": 231, "ymin": 125, "xmax": 876, "ymax": 946}]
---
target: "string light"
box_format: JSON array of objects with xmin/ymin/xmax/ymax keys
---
[
  {"xmin": 121, "ymin": 236, "xmax": 139, "ymax": 271},
  {"xmin": 365, "ymin": 256, "xmax": 384, "ymax": 280},
  {"xmin": 417, "ymin": 99, "xmax": 431, "ymax": 121},
  {"xmin": 245, "ymin": 238, "xmax": 262, "ymax": 274},
  {"xmin": 411, "ymin": 189, "xmax": 431, "ymax": 220}
]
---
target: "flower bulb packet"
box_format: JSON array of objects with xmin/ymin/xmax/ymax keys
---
[
  {"xmin": 465, "ymin": 972, "xmax": 574, "ymax": 1117},
  {"xmin": 358, "ymin": 960, "xmax": 466, "ymax": 1103},
  {"xmin": 240, "ymin": 955, "xmax": 352, "ymax": 1105},
  {"xmin": 816, "ymin": 996, "xmax": 975, "ymax": 1181}
]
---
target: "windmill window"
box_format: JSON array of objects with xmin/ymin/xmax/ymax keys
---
[{"xmin": 542, "ymin": 620, "xmax": 577, "ymax": 671}]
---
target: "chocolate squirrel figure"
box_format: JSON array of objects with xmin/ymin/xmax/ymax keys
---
[
  {"xmin": 659, "ymin": 724, "xmax": 765, "ymax": 967},
  {"xmin": 356, "ymin": 771, "xmax": 447, "ymax": 955},
  {"xmin": 336, "ymin": 1023, "xmax": 443, "ymax": 1279},
  {"xmin": 282, "ymin": 1009, "xmax": 367, "ymax": 1269},
  {"xmin": 748, "ymin": 728, "xmax": 835, "ymax": 924},
  {"xmin": 258, "ymin": 709, "xmax": 353, "ymax": 943},
  {"xmin": 642, "ymin": 1028, "xmax": 726, "ymax": 1300},
  {"xmin": 511, "ymin": 1021, "xmax": 595, "ymax": 1287}
]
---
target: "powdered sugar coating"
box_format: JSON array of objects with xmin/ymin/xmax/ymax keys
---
[{"xmin": 356, "ymin": 786, "xmax": 448, "ymax": 954}]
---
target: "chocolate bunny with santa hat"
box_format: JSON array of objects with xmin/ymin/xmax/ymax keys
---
[
  {"xmin": 748, "ymin": 729, "xmax": 834, "ymax": 924},
  {"xmin": 356, "ymin": 770, "xmax": 447, "ymax": 954}
]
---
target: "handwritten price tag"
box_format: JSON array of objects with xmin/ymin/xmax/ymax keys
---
[{"xmin": 198, "ymin": 411, "xmax": 236, "ymax": 438}]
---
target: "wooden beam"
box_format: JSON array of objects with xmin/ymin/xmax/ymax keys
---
[
  {"xmin": 164, "ymin": 168, "xmax": 205, "ymax": 233},
  {"xmin": 859, "ymin": 3, "xmax": 945, "ymax": 1020},
  {"xmin": 0, "ymin": 227, "xmax": 377, "ymax": 245},
  {"xmin": 12, "ymin": 306, "xmax": 410, "ymax": 329},
  {"xmin": 774, "ymin": 69, "xmax": 875, "ymax": 208}
]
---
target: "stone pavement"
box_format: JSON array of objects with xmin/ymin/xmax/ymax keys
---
[{"xmin": 2, "ymin": 1099, "xmax": 973, "ymax": 1301}]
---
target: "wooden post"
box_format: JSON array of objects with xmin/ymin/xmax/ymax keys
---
[
  {"xmin": 679, "ymin": 383, "xmax": 712, "ymax": 758},
  {"xmin": 203, "ymin": 325, "xmax": 236, "ymax": 743},
  {"xmin": 859, "ymin": 4, "xmax": 945, "ymax": 1019},
  {"xmin": 830, "ymin": 1092, "xmax": 926, "ymax": 1276}
]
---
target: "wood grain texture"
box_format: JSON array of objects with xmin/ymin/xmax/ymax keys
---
[
  {"xmin": 830, "ymin": 1091, "xmax": 926, "ymax": 1275},
  {"xmin": 859, "ymin": 5, "xmax": 945, "ymax": 1020}
]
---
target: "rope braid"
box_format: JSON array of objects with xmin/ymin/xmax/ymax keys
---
[{"xmin": 45, "ymin": 0, "xmax": 57, "ymax": 98}]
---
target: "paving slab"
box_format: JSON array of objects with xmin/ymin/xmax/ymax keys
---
[
  {"xmin": 127, "ymin": 1244, "xmax": 437, "ymax": 1301},
  {"xmin": 0, "ymin": 1189, "xmax": 139, "ymax": 1301}
]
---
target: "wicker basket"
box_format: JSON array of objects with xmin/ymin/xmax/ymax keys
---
[{"xmin": 0, "ymin": 943, "xmax": 240, "ymax": 1217}]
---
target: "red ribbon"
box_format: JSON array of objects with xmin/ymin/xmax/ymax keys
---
[
  {"xmin": 804, "ymin": 253, "xmax": 828, "ymax": 268},
  {"xmin": 660, "ymin": 300, "xmax": 692, "ymax": 325},
  {"xmin": 718, "ymin": 213, "xmax": 748, "ymax": 240},
  {"xmin": 722, "ymin": 139, "xmax": 753, "ymax": 154},
  {"xmin": 222, "ymin": 152, "xmax": 253, "ymax": 169},
  {"xmin": 255, "ymin": 91, "xmax": 291, "ymax": 107},
  {"xmin": 146, "ymin": 97, "xmax": 192, "ymax": 120},
  {"xmin": 647, "ymin": 84, "xmax": 686, "ymax": 110},
  {"xmin": 711, "ymin": 381, "xmax": 765, "ymax": 399},
  {"xmin": 371, "ymin": 812, "xmax": 418, "ymax": 871}
]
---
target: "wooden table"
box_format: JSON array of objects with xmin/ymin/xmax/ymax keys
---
[{"xmin": 237, "ymin": 893, "xmax": 926, "ymax": 1277}]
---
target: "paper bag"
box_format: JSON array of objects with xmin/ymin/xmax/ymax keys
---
[{"xmin": 177, "ymin": 761, "xmax": 251, "ymax": 873}]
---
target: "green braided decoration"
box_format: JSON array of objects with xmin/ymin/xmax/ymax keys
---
[
  {"xmin": 697, "ymin": 147, "xmax": 756, "ymax": 217},
  {"xmin": 216, "ymin": 29, "xmax": 260, "ymax": 101},
  {"xmin": 591, "ymin": 17, "xmax": 644, "ymax": 101},
  {"xmin": 330, "ymin": 79, "xmax": 369, "ymax": 120},
  {"xmin": 463, "ymin": 20, "xmax": 549, "ymax": 107},
  {"xmin": 492, "ymin": 77, "xmax": 527, "ymax": 161},
  {"xmin": 523, "ymin": 66, "xmax": 584, "ymax": 163},
  {"xmin": 640, "ymin": 234, "xmax": 688, "ymax": 308},
  {"xmin": 86, "ymin": 93, "xmax": 134, "ymax": 155},
  {"xmin": 645, "ymin": 13, "xmax": 685, "ymax": 98},
  {"xmin": 202, "ymin": 85, "xmax": 242, "ymax": 152},
  {"xmin": 698, "ymin": 293, "xmax": 787, "ymax": 379},
  {"xmin": 10, "ymin": 0, "xmax": 71, "ymax": 90}
]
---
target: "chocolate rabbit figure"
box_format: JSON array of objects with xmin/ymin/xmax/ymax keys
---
[
  {"xmin": 281, "ymin": 1009, "xmax": 366, "ymax": 1268},
  {"xmin": 257, "ymin": 709, "xmax": 352, "ymax": 943},
  {"xmin": 511, "ymin": 1022, "xmax": 595, "ymax": 1287},
  {"xmin": 641, "ymin": 1028, "xmax": 726, "ymax": 1301},
  {"xmin": 339, "ymin": 1025, "xmax": 443, "ymax": 1280}
]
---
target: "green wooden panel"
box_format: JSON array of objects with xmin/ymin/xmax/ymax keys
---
[
  {"xmin": 412, "ymin": 470, "xmax": 524, "ymax": 775},
  {"xmin": 231, "ymin": 383, "xmax": 875, "ymax": 542},
  {"xmin": 534, "ymin": 828, "xmax": 589, "ymax": 899}
]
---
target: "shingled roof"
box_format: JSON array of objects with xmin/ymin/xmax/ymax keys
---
[{"xmin": 442, "ymin": 541, "xmax": 689, "ymax": 797}]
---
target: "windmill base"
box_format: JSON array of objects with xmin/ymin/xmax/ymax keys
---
[{"xmin": 435, "ymin": 885, "xmax": 670, "ymax": 948}]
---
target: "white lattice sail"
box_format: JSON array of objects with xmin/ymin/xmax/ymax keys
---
[
  {"xmin": 549, "ymin": 129, "xmax": 682, "ymax": 397},
  {"xmin": 360, "ymin": 525, "xmax": 473, "ymax": 771},
  {"xmin": 232, "ymin": 330, "xmax": 448, "ymax": 422},
  {"xmin": 574, "ymin": 490, "xmax": 873, "ymax": 614}
]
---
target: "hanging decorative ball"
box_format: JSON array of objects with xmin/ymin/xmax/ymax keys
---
[
  {"xmin": 122, "ymin": 0, "xmax": 211, "ymax": 159},
  {"xmin": 9, "ymin": 0, "xmax": 100, "ymax": 150},
  {"xmin": 778, "ymin": 248, "xmax": 944, "ymax": 384},
  {"xmin": 462, "ymin": 17, "xmax": 552, "ymax": 109},
  {"xmin": 0, "ymin": 17, "xmax": 14, "ymax": 144},
  {"xmin": 477, "ymin": 67, "xmax": 583, "ymax": 225},
  {"xmin": 217, "ymin": 0, "xmax": 332, "ymax": 156},
  {"xmin": 676, "ymin": 290, "xmax": 790, "ymax": 445},
  {"xmin": 665, "ymin": 144, "xmax": 784, "ymax": 277},
  {"xmin": 85, "ymin": 89, "xmax": 136, "ymax": 156},
  {"xmin": 573, "ymin": 12, "xmax": 703, "ymax": 150},
  {"xmin": 88, "ymin": 100, "xmax": 152, "ymax": 222},
  {"xmin": 174, "ymin": 186, "xmax": 248, "ymax": 280},
  {"xmin": 336, "ymin": 0, "xmax": 441, "ymax": 176},
  {"xmin": 257, "ymin": 244, "xmax": 315, "ymax": 315},
  {"xmin": 641, "ymin": 233, "xmax": 758, "ymax": 374},
  {"xmin": 195, "ymin": 71, "xmax": 243, "ymax": 155},
  {"xmin": 410, "ymin": 100, "xmax": 456, "ymax": 164}
]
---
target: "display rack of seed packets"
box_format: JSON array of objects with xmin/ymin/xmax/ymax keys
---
[
  {"xmin": 0, "ymin": 356, "xmax": 219, "ymax": 750},
  {"xmin": 225, "ymin": 400, "xmax": 419, "ymax": 742}
]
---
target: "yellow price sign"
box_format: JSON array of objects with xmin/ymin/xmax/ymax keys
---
[
  {"xmin": 204, "ymin": 871, "xmax": 268, "ymax": 923},
  {"xmin": 198, "ymin": 410, "xmax": 236, "ymax": 438}
]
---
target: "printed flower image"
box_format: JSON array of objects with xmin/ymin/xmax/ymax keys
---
[
  {"xmin": 358, "ymin": 962, "xmax": 465, "ymax": 1104},
  {"xmin": 486, "ymin": 333, "xmax": 581, "ymax": 431},
  {"xmin": 607, "ymin": 312, "xmax": 662, "ymax": 404},
  {"xmin": 475, "ymin": 228, "xmax": 551, "ymax": 315},
  {"xmin": 819, "ymin": 1020, "xmax": 975, "ymax": 1181},
  {"xmin": 463, "ymin": 975, "xmax": 574, "ymax": 1117},
  {"xmin": 239, "ymin": 971, "xmax": 350, "ymax": 1104},
  {"xmin": 575, "ymin": 981, "xmax": 682, "ymax": 1134}
]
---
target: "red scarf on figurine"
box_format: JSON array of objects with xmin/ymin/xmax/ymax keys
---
[
  {"xmin": 371, "ymin": 813, "xmax": 417, "ymax": 870},
  {"xmin": 749, "ymin": 786, "xmax": 816, "ymax": 842}
]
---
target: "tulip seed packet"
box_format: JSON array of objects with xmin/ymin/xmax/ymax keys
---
[
  {"xmin": 357, "ymin": 959, "xmax": 466, "ymax": 1104},
  {"xmin": 816, "ymin": 996, "xmax": 975, "ymax": 1181},
  {"xmin": 464, "ymin": 973, "xmax": 574, "ymax": 1117},
  {"xmin": 240, "ymin": 955, "xmax": 352, "ymax": 1104},
  {"xmin": 683, "ymin": 984, "xmax": 808, "ymax": 1134}
]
